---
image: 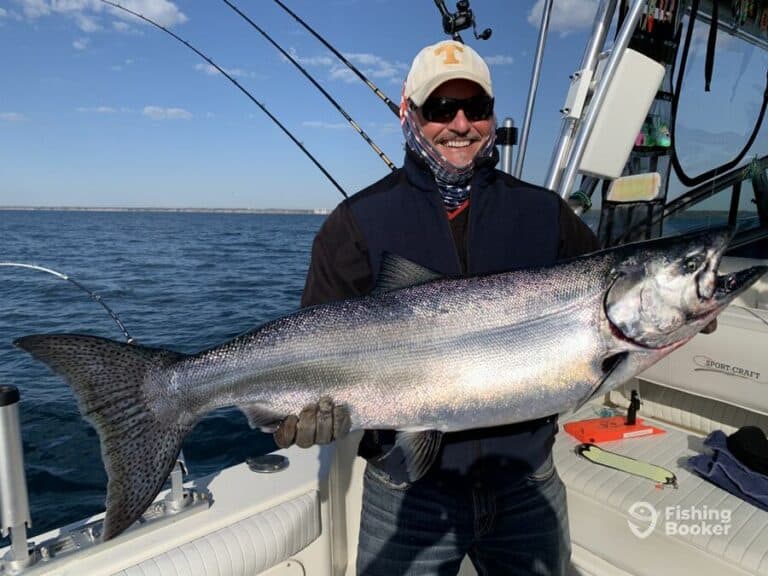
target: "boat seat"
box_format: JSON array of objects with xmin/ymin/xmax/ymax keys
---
[
  {"xmin": 114, "ymin": 490, "xmax": 320, "ymax": 576},
  {"xmin": 555, "ymin": 381, "xmax": 768, "ymax": 576}
]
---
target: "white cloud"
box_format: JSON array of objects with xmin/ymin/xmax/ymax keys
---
[
  {"xmin": 343, "ymin": 52, "xmax": 407, "ymax": 80},
  {"xmin": 528, "ymin": 0, "xmax": 598, "ymax": 35},
  {"xmin": 113, "ymin": 0, "xmax": 186, "ymax": 27},
  {"xmin": 13, "ymin": 0, "xmax": 186, "ymax": 30},
  {"xmin": 77, "ymin": 106, "xmax": 117, "ymax": 113},
  {"xmin": 143, "ymin": 106, "xmax": 192, "ymax": 120},
  {"xmin": 73, "ymin": 36, "xmax": 89, "ymax": 50},
  {"xmin": 75, "ymin": 12, "xmax": 99, "ymax": 31},
  {"xmin": 0, "ymin": 7, "xmax": 7, "ymax": 17},
  {"xmin": 286, "ymin": 47, "xmax": 407, "ymax": 84},
  {"xmin": 286, "ymin": 47, "xmax": 334, "ymax": 67},
  {"xmin": 1, "ymin": 112, "xmax": 25, "ymax": 121},
  {"xmin": 485, "ymin": 55, "xmax": 514, "ymax": 66},
  {"xmin": 302, "ymin": 120, "xmax": 350, "ymax": 130},
  {"xmin": 16, "ymin": 0, "xmax": 50, "ymax": 18},
  {"xmin": 194, "ymin": 62, "xmax": 253, "ymax": 79},
  {"xmin": 112, "ymin": 19, "xmax": 129, "ymax": 31},
  {"xmin": 111, "ymin": 58, "xmax": 133, "ymax": 71},
  {"xmin": 365, "ymin": 120, "xmax": 400, "ymax": 135}
]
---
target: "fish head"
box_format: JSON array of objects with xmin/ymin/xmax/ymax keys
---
[{"xmin": 604, "ymin": 227, "xmax": 767, "ymax": 349}]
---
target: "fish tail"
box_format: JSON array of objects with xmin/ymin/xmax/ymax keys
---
[{"xmin": 14, "ymin": 334, "xmax": 190, "ymax": 540}]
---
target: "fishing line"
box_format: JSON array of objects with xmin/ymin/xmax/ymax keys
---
[
  {"xmin": 271, "ymin": 0, "xmax": 400, "ymax": 118},
  {"xmin": 99, "ymin": 0, "xmax": 348, "ymax": 199},
  {"xmin": 732, "ymin": 305, "xmax": 768, "ymax": 329},
  {"xmin": 0, "ymin": 262, "xmax": 134, "ymax": 343},
  {"xmin": 221, "ymin": 0, "xmax": 396, "ymax": 171}
]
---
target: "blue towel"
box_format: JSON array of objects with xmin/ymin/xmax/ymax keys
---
[{"xmin": 688, "ymin": 430, "xmax": 768, "ymax": 512}]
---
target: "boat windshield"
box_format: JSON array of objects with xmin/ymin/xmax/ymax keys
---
[{"xmin": 570, "ymin": 1, "xmax": 768, "ymax": 252}]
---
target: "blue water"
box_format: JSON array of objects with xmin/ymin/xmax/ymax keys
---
[{"xmin": 0, "ymin": 210, "xmax": 324, "ymax": 540}]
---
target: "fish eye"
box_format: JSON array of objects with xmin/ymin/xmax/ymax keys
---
[{"xmin": 683, "ymin": 254, "xmax": 703, "ymax": 273}]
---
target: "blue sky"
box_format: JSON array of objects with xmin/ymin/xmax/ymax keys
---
[{"xmin": 0, "ymin": 0, "xmax": 765, "ymax": 209}]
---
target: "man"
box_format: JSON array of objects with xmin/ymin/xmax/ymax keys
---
[{"xmin": 274, "ymin": 40, "xmax": 598, "ymax": 575}]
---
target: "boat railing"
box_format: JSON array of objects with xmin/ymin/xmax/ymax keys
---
[{"xmin": 0, "ymin": 385, "xmax": 33, "ymax": 572}]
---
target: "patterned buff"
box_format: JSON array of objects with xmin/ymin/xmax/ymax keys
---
[{"xmin": 401, "ymin": 100, "xmax": 497, "ymax": 210}]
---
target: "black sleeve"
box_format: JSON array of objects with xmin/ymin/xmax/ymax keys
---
[
  {"xmin": 557, "ymin": 200, "xmax": 600, "ymax": 259},
  {"xmin": 300, "ymin": 202, "xmax": 374, "ymax": 308}
]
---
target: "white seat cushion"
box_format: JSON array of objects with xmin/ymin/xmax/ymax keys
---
[{"xmin": 556, "ymin": 404, "xmax": 768, "ymax": 575}]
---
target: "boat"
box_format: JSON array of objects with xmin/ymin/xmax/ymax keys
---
[{"xmin": 2, "ymin": 0, "xmax": 767, "ymax": 574}]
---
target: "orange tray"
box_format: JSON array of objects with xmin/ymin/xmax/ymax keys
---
[{"xmin": 563, "ymin": 416, "xmax": 666, "ymax": 444}]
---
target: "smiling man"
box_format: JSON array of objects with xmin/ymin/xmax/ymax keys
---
[{"xmin": 274, "ymin": 40, "xmax": 599, "ymax": 575}]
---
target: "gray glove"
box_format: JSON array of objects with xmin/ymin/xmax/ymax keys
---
[{"xmin": 273, "ymin": 396, "xmax": 352, "ymax": 449}]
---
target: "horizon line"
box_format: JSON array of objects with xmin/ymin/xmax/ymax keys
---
[{"xmin": 0, "ymin": 206, "xmax": 332, "ymax": 214}]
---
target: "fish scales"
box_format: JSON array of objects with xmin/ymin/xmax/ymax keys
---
[{"xmin": 172, "ymin": 256, "xmax": 613, "ymax": 431}]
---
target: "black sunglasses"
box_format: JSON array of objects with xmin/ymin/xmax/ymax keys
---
[{"xmin": 413, "ymin": 94, "xmax": 494, "ymax": 123}]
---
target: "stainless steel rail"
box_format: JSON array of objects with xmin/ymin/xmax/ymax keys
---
[
  {"xmin": 544, "ymin": 0, "xmax": 618, "ymax": 192},
  {"xmin": 0, "ymin": 385, "xmax": 33, "ymax": 573},
  {"xmin": 514, "ymin": 0, "xmax": 553, "ymax": 179},
  {"xmin": 556, "ymin": 0, "xmax": 647, "ymax": 199}
]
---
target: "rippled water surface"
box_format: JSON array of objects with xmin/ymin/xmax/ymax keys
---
[{"xmin": 0, "ymin": 210, "xmax": 324, "ymax": 539}]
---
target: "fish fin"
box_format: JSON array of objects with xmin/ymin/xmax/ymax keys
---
[
  {"xmin": 390, "ymin": 430, "xmax": 443, "ymax": 482},
  {"xmin": 372, "ymin": 253, "xmax": 443, "ymax": 294},
  {"xmin": 14, "ymin": 334, "xmax": 190, "ymax": 541},
  {"xmin": 573, "ymin": 351, "xmax": 630, "ymax": 413},
  {"xmin": 239, "ymin": 403, "xmax": 282, "ymax": 432}
]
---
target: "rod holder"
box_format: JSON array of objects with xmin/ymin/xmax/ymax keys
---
[
  {"xmin": 0, "ymin": 385, "xmax": 34, "ymax": 571},
  {"xmin": 163, "ymin": 450, "xmax": 188, "ymax": 513},
  {"xmin": 497, "ymin": 118, "xmax": 517, "ymax": 176}
]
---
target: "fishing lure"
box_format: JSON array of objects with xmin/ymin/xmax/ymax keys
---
[{"xmin": 576, "ymin": 443, "xmax": 678, "ymax": 488}]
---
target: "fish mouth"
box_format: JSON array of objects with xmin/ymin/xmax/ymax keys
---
[
  {"xmin": 689, "ymin": 265, "xmax": 768, "ymax": 324},
  {"xmin": 713, "ymin": 265, "xmax": 768, "ymax": 304}
]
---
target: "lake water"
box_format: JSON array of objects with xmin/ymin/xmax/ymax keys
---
[{"xmin": 1, "ymin": 210, "xmax": 323, "ymax": 539}]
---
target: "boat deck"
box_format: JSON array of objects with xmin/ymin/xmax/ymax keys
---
[{"xmin": 557, "ymin": 393, "xmax": 768, "ymax": 576}]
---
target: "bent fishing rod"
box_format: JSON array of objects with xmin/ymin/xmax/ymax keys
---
[
  {"xmin": 100, "ymin": 0, "xmax": 347, "ymax": 198},
  {"xmin": 221, "ymin": 0, "xmax": 396, "ymax": 171},
  {"xmin": 271, "ymin": 0, "xmax": 400, "ymax": 118},
  {"xmin": 0, "ymin": 263, "xmax": 134, "ymax": 343}
]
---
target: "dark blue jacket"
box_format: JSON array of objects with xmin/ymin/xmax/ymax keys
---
[{"xmin": 301, "ymin": 148, "xmax": 598, "ymax": 484}]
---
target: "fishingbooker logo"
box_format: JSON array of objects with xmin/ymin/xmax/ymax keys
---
[
  {"xmin": 693, "ymin": 356, "xmax": 761, "ymax": 381},
  {"xmin": 627, "ymin": 502, "xmax": 732, "ymax": 539}
]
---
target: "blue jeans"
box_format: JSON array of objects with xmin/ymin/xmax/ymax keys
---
[{"xmin": 356, "ymin": 454, "xmax": 571, "ymax": 576}]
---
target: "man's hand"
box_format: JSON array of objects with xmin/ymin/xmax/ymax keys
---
[
  {"xmin": 700, "ymin": 319, "xmax": 718, "ymax": 334},
  {"xmin": 273, "ymin": 396, "xmax": 352, "ymax": 449}
]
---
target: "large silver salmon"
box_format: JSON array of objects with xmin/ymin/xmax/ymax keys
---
[{"xmin": 15, "ymin": 227, "xmax": 766, "ymax": 540}]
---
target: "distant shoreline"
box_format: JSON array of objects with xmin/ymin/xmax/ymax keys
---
[
  {"xmin": 0, "ymin": 207, "xmax": 735, "ymax": 220},
  {"xmin": 0, "ymin": 206, "xmax": 331, "ymax": 215}
]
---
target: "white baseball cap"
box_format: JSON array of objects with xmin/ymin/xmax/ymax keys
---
[{"xmin": 404, "ymin": 40, "xmax": 493, "ymax": 107}]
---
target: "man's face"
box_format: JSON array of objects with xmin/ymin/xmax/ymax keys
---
[{"xmin": 415, "ymin": 79, "xmax": 494, "ymax": 168}]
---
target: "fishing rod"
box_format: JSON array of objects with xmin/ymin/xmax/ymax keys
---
[
  {"xmin": 100, "ymin": 0, "xmax": 348, "ymax": 199},
  {"xmin": 0, "ymin": 262, "xmax": 134, "ymax": 343},
  {"xmin": 272, "ymin": 0, "xmax": 400, "ymax": 118},
  {"xmin": 221, "ymin": 0, "xmax": 396, "ymax": 172}
]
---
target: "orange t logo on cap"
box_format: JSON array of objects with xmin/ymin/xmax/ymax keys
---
[{"xmin": 434, "ymin": 44, "xmax": 463, "ymax": 65}]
